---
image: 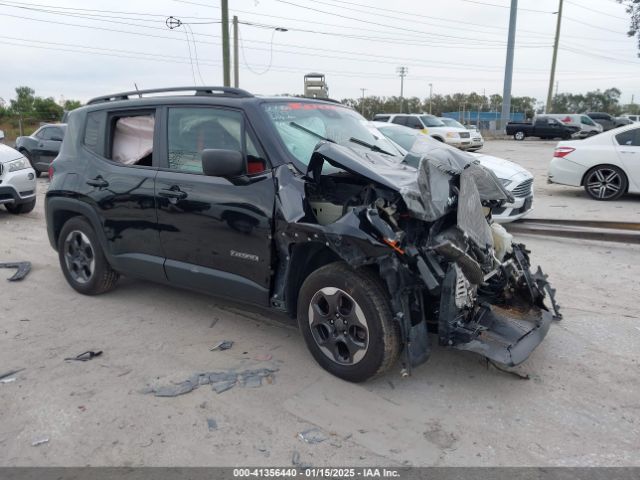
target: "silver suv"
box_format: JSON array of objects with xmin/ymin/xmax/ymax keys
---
[
  {"xmin": 372, "ymin": 113, "xmax": 472, "ymax": 150},
  {"xmin": 0, "ymin": 141, "xmax": 37, "ymax": 214}
]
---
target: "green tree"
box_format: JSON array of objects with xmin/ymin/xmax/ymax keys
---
[
  {"xmin": 9, "ymin": 86, "xmax": 36, "ymax": 116},
  {"xmin": 618, "ymin": 0, "xmax": 640, "ymax": 55},
  {"xmin": 63, "ymin": 99, "xmax": 82, "ymax": 111}
]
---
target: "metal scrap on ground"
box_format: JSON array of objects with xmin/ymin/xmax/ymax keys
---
[
  {"xmin": 0, "ymin": 261, "xmax": 31, "ymax": 281},
  {"xmin": 209, "ymin": 340, "xmax": 233, "ymax": 351},
  {"xmin": 145, "ymin": 368, "xmax": 278, "ymax": 397}
]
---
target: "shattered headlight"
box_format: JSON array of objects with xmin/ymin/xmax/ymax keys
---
[{"xmin": 6, "ymin": 157, "xmax": 30, "ymax": 172}]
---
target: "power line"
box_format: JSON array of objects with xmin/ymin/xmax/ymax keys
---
[
  {"xmin": 564, "ymin": 0, "xmax": 628, "ymax": 20},
  {"xmin": 456, "ymin": 0, "xmax": 552, "ymax": 13}
]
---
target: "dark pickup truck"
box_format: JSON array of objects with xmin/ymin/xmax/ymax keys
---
[{"xmin": 506, "ymin": 117, "xmax": 577, "ymax": 141}]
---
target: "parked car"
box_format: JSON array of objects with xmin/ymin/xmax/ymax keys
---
[
  {"xmin": 615, "ymin": 116, "xmax": 633, "ymax": 127},
  {"xmin": 621, "ymin": 114, "xmax": 639, "ymax": 123},
  {"xmin": 14, "ymin": 124, "xmax": 66, "ymax": 176},
  {"xmin": 46, "ymin": 86, "xmax": 558, "ymax": 382},
  {"xmin": 439, "ymin": 117, "xmax": 484, "ymax": 151},
  {"xmin": 0, "ymin": 129, "xmax": 5, "ymax": 143},
  {"xmin": 548, "ymin": 123, "xmax": 640, "ymax": 200},
  {"xmin": 585, "ymin": 112, "xmax": 629, "ymax": 131},
  {"xmin": 542, "ymin": 114, "xmax": 602, "ymax": 138},
  {"xmin": 0, "ymin": 143, "xmax": 37, "ymax": 214},
  {"xmin": 372, "ymin": 122, "xmax": 533, "ymax": 223},
  {"xmin": 506, "ymin": 117, "xmax": 575, "ymax": 141},
  {"xmin": 372, "ymin": 113, "xmax": 473, "ymax": 150}
]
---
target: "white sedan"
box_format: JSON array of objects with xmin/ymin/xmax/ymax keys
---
[
  {"xmin": 372, "ymin": 121, "xmax": 534, "ymax": 223},
  {"xmin": 548, "ymin": 123, "xmax": 640, "ymax": 200}
]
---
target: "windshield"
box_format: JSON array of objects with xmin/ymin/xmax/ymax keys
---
[
  {"xmin": 439, "ymin": 118, "xmax": 465, "ymax": 129},
  {"xmin": 420, "ymin": 115, "xmax": 445, "ymax": 127},
  {"xmin": 263, "ymin": 101, "xmax": 400, "ymax": 165},
  {"xmin": 378, "ymin": 125, "xmax": 419, "ymax": 152}
]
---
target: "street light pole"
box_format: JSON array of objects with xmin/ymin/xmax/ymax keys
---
[
  {"xmin": 221, "ymin": 0, "xmax": 231, "ymax": 87},
  {"xmin": 233, "ymin": 15, "xmax": 239, "ymax": 88},
  {"xmin": 360, "ymin": 88, "xmax": 367, "ymax": 117},
  {"xmin": 500, "ymin": 0, "xmax": 518, "ymax": 130},
  {"xmin": 546, "ymin": 0, "xmax": 564, "ymax": 113},
  {"xmin": 428, "ymin": 83, "xmax": 433, "ymax": 114},
  {"xmin": 396, "ymin": 66, "xmax": 408, "ymax": 113}
]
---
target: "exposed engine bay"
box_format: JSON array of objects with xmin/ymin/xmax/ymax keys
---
[{"xmin": 272, "ymin": 138, "xmax": 561, "ymax": 372}]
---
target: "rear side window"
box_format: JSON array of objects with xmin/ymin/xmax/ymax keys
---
[
  {"xmin": 615, "ymin": 128, "xmax": 640, "ymax": 147},
  {"xmin": 373, "ymin": 115, "xmax": 390, "ymax": 122},
  {"xmin": 391, "ymin": 116, "xmax": 407, "ymax": 126}
]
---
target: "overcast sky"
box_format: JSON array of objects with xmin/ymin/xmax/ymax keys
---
[{"xmin": 0, "ymin": 0, "xmax": 638, "ymax": 107}]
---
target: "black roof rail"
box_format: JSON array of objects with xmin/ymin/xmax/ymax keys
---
[{"xmin": 87, "ymin": 86, "xmax": 254, "ymax": 105}]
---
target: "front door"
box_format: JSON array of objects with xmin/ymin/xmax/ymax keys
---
[
  {"xmin": 155, "ymin": 105, "xmax": 275, "ymax": 306},
  {"xmin": 32, "ymin": 126, "xmax": 64, "ymax": 171}
]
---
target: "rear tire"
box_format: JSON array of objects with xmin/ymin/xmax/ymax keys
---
[
  {"xmin": 514, "ymin": 131, "xmax": 525, "ymax": 141},
  {"xmin": 297, "ymin": 262, "xmax": 401, "ymax": 382},
  {"xmin": 5, "ymin": 199, "xmax": 36, "ymax": 214},
  {"xmin": 583, "ymin": 165, "xmax": 627, "ymax": 201},
  {"xmin": 58, "ymin": 216, "xmax": 119, "ymax": 295}
]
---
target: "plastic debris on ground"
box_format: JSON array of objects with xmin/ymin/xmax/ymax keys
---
[
  {"xmin": 298, "ymin": 427, "xmax": 328, "ymax": 444},
  {"xmin": 0, "ymin": 368, "xmax": 24, "ymax": 381},
  {"xmin": 31, "ymin": 437, "xmax": 49, "ymax": 447},
  {"xmin": 144, "ymin": 368, "xmax": 278, "ymax": 397},
  {"xmin": 0, "ymin": 261, "xmax": 31, "ymax": 281},
  {"xmin": 209, "ymin": 340, "xmax": 233, "ymax": 351},
  {"xmin": 64, "ymin": 351, "xmax": 103, "ymax": 362}
]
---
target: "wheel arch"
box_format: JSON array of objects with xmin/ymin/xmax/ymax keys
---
[
  {"xmin": 46, "ymin": 197, "xmax": 110, "ymax": 253},
  {"xmin": 284, "ymin": 242, "xmax": 342, "ymax": 318},
  {"xmin": 580, "ymin": 163, "xmax": 629, "ymax": 192}
]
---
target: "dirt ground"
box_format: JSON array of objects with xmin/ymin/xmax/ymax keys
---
[{"xmin": 0, "ymin": 140, "xmax": 638, "ymax": 467}]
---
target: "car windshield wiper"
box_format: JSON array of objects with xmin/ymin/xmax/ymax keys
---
[
  {"xmin": 348, "ymin": 137, "xmax": 394, "ymax": 156},
  {"xmin": 289, "ymin": 122, "xmax": 336, "ymax": 143}
]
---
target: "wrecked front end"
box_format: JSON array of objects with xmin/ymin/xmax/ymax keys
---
[{"xmin": 274, "ymin": 141, "xmax": 560, "ymax": 372}]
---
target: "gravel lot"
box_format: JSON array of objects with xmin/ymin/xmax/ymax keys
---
[{"xmin": 1, "ymin": 139, "xmax": 638, "ymax": 467}]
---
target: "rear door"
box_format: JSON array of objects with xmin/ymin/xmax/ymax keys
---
[
  {"xmin": 80, "ymin": 107, "xmax": 163, "ymax": 278},
  {"xmin": 614, "ymin": 127, "xmax": 640, "ymax": 190},
  {"xmin": 155, "ymin": 105, "xmax": 275, "ymax": 306}
]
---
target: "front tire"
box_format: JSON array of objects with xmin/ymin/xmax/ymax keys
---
[
  {"xmin": 297, "ymin": 262, "xmax": 401, "ymax": 382},
  {"xmin": 5, "ymin": 199, "xmax": 36, "ymax": 214},
  {"xmin": 584, "ymin": 165, "xmax": 627, "ymax": 201},
  {"xmin": 514, "ymin": 131, "xmax": 525, "ymax": 141},
  {"xmin": 58, "ymin": 217, "xmax": 119, "ymax": 295},
  {"xmin": 20, "ymin": 150, "xmax": 41, "ymax": 177}
]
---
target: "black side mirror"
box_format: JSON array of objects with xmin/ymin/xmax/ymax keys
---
[{"xmin": 201, "ymin": 149, "xmax": 244, "ymax": 178}]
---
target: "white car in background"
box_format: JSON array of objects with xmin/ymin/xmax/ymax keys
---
[
  {"xmin": 548, "ymin": 123, "xmax": 640, "ymax": 200},
  {"xmin": 439, "ymin": 117, "xmax": 484, "ymax": 151},
  {"xmin": 372, "ymin": 113, "xmax": 473, "ymax": 150},
  {"xmin": 0, "ymin": 143, "xmax": 37, "ymax": 214},
  {"xmin": 372, "ymin": 121, "xmax": 533, "ymax": 223}
]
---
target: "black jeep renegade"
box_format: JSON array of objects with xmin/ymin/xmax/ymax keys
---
[{"xmin": 46, "ymin": 87, "xmax": 559, "ymax": 382}]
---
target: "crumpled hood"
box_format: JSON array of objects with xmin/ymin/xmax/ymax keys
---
[
  {"xmin": 307, "ymin": 137, "xmax": 513, "ymax": 224},
  {"xmin": 0, "ymin": 144, "xmax": 23, "ymax": 164}
]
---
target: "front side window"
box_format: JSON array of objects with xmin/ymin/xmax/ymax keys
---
[
  {"xmin": 615, "ymin": 128, "xmax": 640, "ymax": 147},
  {"xmin": 420, "ymin": 115, "xmax": 445, "ymax": 127},
  {"xmin": 34, "ymin": 128, "xmax": 48, "ymax": 140},
  {"xmin": 581, "ymin": 116, "xmax": 596, "ymax": 126},
  {"xmin": 262, "ymin": 102, "xmax": 399, "ymax": 166},
  {"xmin": 405, "ymin": 117, "xmax": 423, "ymax": 129},
  {"xmin": 167, "ymin": 108, "xmax": 243, "ymax": 174}
]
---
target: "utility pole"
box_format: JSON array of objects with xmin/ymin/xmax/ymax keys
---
[
  {"xmin": 221, "ymin": 0, "xmax": 231, "ymax": 87},
  {"xmin": 360, "ymin": 88, "xmax": 367, "ymax": 117},
  {"xmin": 546, "ymin": 0, "xmax": 564, "ymax": 113},
  {"xmin": 233, "ymin": 16, "xmax": 239, "ymax": 87},
  {"xmin": 396, "ymin": 66, "xmax": 408, "ymax": 113},
  {"xmin": 428, "ymin": 83, "xmax": 433, "ymax": 114},
  {"xmin": 501, "ymin": 0, "xmax": 517, "ymax": 130}
]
